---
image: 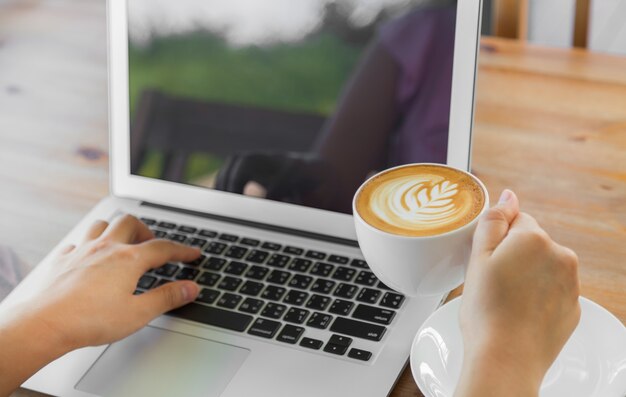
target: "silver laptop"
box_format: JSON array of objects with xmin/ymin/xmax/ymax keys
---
[{"xmin": 12, "ymin": 0, "xmax": 482, "ymax": 395}]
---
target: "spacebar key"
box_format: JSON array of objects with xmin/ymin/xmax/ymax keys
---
[
  {"xmin": 168, "ymin": 303, "xmax": 253, "ymax": 332},
  {"xmin": 330, "ymin": 317, "xmax": 386, "ymax": 341}
]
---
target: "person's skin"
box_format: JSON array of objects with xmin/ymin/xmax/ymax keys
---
[
  {"xmin": 0, "ymin": 190, "xmax": 580, "ymax": 397},
  {"xmin": 0, "ymin": 215, "xmax": 201, "ymax": 396},
  {"xmin": 455, "ymin": 189, "xmax": 581, "ymax": 397}
]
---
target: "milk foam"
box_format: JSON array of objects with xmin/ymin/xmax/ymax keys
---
[
  {"xmin": 371, "ymin": 176, "xmax": 464, "ymax": 230},
  {"xmin": 356, "ymin": 165, "xmax": 485, "ymax": 237}
]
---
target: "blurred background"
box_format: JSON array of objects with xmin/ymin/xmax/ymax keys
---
[{"xmin": 483, "ymin": 0, "xmax": 626, "ymax": 54}]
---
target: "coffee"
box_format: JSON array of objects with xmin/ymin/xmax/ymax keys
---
[{"xmin": 355, "ymin": 164, "xmax": 485, "ymax": 237}]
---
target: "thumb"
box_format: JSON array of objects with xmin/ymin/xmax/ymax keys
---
[
  {"xmin": 136, "ymin": 281, "xmax": 199, "ymax": 319},
  {"xmin": 471, "ymin": 189, "xmax": 520, "ymax": 258}
]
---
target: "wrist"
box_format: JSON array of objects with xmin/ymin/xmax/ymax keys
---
[
  {"xmin": 0, "ymin": 302, "xmax": 74, "ymax": 360},
  {"xmin": 455, "ymin": 336, "xmax": 543, "ymax": 397},
  {"xmin": 0, "ymin": 304, "xmax": 73, "ymax": 394}
]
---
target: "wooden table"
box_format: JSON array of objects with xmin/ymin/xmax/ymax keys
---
[{"xmin": 1, "ymin": 1, "xmax": 625, "ymax": 396}]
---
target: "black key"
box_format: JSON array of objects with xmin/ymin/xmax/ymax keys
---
[
  {"xmin": 377, "ymin": 281, "xmax": 394, "ymax": 291},
  {"xmin": 266, "ymin": 253, "xmax": 290, "ymax": 268},
  {"xmin": 288, "ymin": 274, "xmax": 313, "ymax": 290},
  {"xmin": 184, "ymin": 254, "xmax": 206, "ymax": 267},
  {"xmin": 288, "ymin": 258, "xmax": 312, "ymax": 272},
  {"xmin": 329, "ymin": 334, "xmax": 352, "ymax": 347},
  {"xmin": 245, "ymin": 265, "xmax": 269, "ymax": 280},
  {"xmin": 196, "ymin": 288, "xmax": 220, "ymax": 304},
  {"xmin": 283, "ymin": 290, "xmax": 309, "ymax": 306},
  {"xmin": 300, "ymin": 337, "xmax": 323, "ymax": 350},
  {"xmin": 324, "ymin": 343, "xmax": 348, "ymax": 355},
  {"xmin": 168, "ymin": 233, "xmax": 187, "ymax": 243},
  {"xmin": 154, "ymin": 263, "xmax": 179, "ymax": 277},
  {"xmin": 246, "ymin": 249, "xmax": 269, "ymax": 264},
  {"xmin": 261, "ymin": 285, "xmax": 286, "ymax": 301},
  {"xmin": 350, "ymin": 259, "xmax": 369, "ymax": 269},
  {"xmin": 261, "ymin": 242, "xmax": 281, "ymax": 251},
  {"xmin": 140, "ymin": 217, "xmax": 156, "ymax": 226},
  {"xmin": 203, "ymin": 256, "xmax": 227, "ymax": 271},
  {"xmin": 277, "ymin": 324, "xmax": 304, "ymax": 344},
  {"xmin": 239, "ymin": 280, "xmax": 264, "ymax": 296},
  {"xmin": 356, "ymin": 288, "xmax": 381, "ymax": 304},
  {"xmin": 284, "ymin": 307, "xmax": 309, "ymax": 324},
  {"xmin": 137, "ymin": 275, "xmax": 156, "ymax": 289},
  {"xmin": 330, "ymin": 317, "xmax": 386, "ymax": 341},
  {"xmin": 380, "ymin": 292, "xmax": 405, "ymax": 309},
  {"xmin": 247, "ymin": 318, "xmax": 281, "ymax": 339},
  {"xmin": 324, "ymin": 334, "xmax": 352, "ymax": 355},
  {"xmin": 217, "ymin": 293, "xmax": 243, "ymax": 309},
  {"xmin": 329, "ymin": 299, "xmax": 354, "ymax": 316},
  {"xmin": 157, "ymin": 221, "xmax": 176, "ymax": 229},
  {"xmin": 306, "ymin": 312, "xmax": 333, "ymax": 329},
  {"xmin": 188, "ymin": 238, "xmax": 208, "ymax": 249},
  {"xmin": 218, "ymin": 276, "xmax": 242, "ymax": 291},
  {"xmin": 266, "ymin": 270, "xmax": 290, "ymax": 285},
  {"xmin": 306, "ymin": 294, "xmax": 331, "ymax": 311},
  {"xmin": 168, "ymin": 304, "xmax": 253, "ymax": 332},
  {"xmin": 240, "ymin": 238, "xmax": 260, "ymax": 247},
  {"xmin": 176, "ymin": 267, "xmax": 199, "ymax": 281},
  {"xmin": 261, "ymin": 302, "xmax": 287, "ymax": 319},
  {"xmin": 333, "ymin": 283, "xmax": 358, "ymax": 299},
  {"xmin": 224, "ymin": 245, "xmax": 248, "ymax": 260},
  {"xmin": 198, "ymin": 229, "xmax": 217, "ymax": 238},
  {"xmin": 305, "ymin": 250, "xmax": 326, "ymax": 260},
  {"xmin": 219, "ymin": 233, "xmax": 239, "ymax": 242},
  {"xmin": 355, "ymin": 271, "xmax": 378, "ymax": 286},
  {"xmin": 348, "ymin": 348, "xmax": 372, "ymax": 361},
  {"xmin": 332, "ymin": 266, "xmax": 356, "ymax": 282},
  {"xmin": 239, "ymin": 298, "xmax": 264, "ymax": 314},
  {"xmin": 206, "ymin": 241, "xmax": 227, "ymax": 255},
  {"xmin": 310, "ymin": 278, "xmax": 336, "ymax": 294},
  {"xmin": 328, "ymin": 255, "xmax": 349, "ymax": 264},
  {"xmin": 153, "ymin": 230, "xmax": 167, "ymax": 238},
  {"xmin": 284, "ymin": 246, "xmax": 304, "ymax": 255},
  {"xmin": 197, "ymin": 271, "xmax": 221, "ymax": 287},
  {"xmin": 224, "ymin": 261, "xmax": 248, "ymax": 276},
  {"xmin": 352, "ymin": 304, "xmax": 395, "ymax": 325},
  {"xmin": 310, "ymin": 262, "xmax": 334, "ymax": 277},
  {"xmin": 177, "ymin": 225, "xmax": 197, "ymax": 234}
]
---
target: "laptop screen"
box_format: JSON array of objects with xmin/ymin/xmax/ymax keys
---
[{"xmin": 128, "ymin": 0, "xmax": 457, "ymax": 214}]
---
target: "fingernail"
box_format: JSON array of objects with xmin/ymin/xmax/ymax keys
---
[
  {"xmin": 181, "ymin": 283, "xmax": 197, "ymax": 302},
  {"xmin": 498, "ymin": 189, "xmax": 513, "ymax": 204}
]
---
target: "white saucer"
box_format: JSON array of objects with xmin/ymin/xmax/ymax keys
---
[{"xmin": 410, "ymin": 297, "xmax": 626, "ymax": 397}]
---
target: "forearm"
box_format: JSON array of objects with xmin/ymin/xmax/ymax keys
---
[{"xmin": 0, "ymin": 307, "xmax": 70, "ymax": 396}]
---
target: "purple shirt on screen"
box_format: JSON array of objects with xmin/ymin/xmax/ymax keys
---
[{"xmin": 380, "ymin": 6, "xmax": 456, "ymax": 166}]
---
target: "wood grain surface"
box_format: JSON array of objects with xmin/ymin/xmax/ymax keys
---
[{"xmin": 1, "ymin": 1, "xmax": 624, "ymax": 397}]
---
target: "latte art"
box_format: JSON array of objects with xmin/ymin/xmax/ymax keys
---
[
  {"xmin": 356, "ymin": 164, "xmax": 485, "ymax": 237},
  {"xmin": 373, "ymin": 178, "xmax": 462, "ymax": 228}
]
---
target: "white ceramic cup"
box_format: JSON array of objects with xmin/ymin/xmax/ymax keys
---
[{"xmin": 352, "ymin": 163, "xmax": 489, "ymax": 297}]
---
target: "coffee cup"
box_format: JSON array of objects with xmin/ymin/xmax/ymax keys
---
[{"xmin": 352, "ymin": 163, "xmax": 489, "ymax": 297}]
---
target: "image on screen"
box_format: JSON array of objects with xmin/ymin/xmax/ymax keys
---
[{"xmin": 129, "ymin": 0, "xmax": 457, "ymax": 214}]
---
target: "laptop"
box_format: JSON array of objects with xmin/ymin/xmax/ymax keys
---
[{"xmin": 10, "ymin": 0, "xmax": 482, "ymax": 395}]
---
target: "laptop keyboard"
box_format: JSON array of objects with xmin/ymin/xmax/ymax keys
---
[{"xmin": 134, "ymin": 217, "xmax": 405, "ymax": 363}]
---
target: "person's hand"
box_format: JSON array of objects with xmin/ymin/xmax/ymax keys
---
[
  {"xmin": 23, "ymin": 215, "xmax": 201, "ymax": 348},
  {"xmin": 0, "ymin": 214, "xmax": 202, "ymax": 394},
  {"xmin": 455, "ymin": 190, "xmax": 581, "ymax": 397}
]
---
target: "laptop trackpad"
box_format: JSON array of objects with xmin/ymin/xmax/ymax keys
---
[{"xmin": 75, "ymin": 326, "xmax": 249, "ymax": 397}]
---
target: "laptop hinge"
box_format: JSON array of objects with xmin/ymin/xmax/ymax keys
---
[{"xmin": 140, "ymin": 201, "xmax": 360, "ymax": 248}]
